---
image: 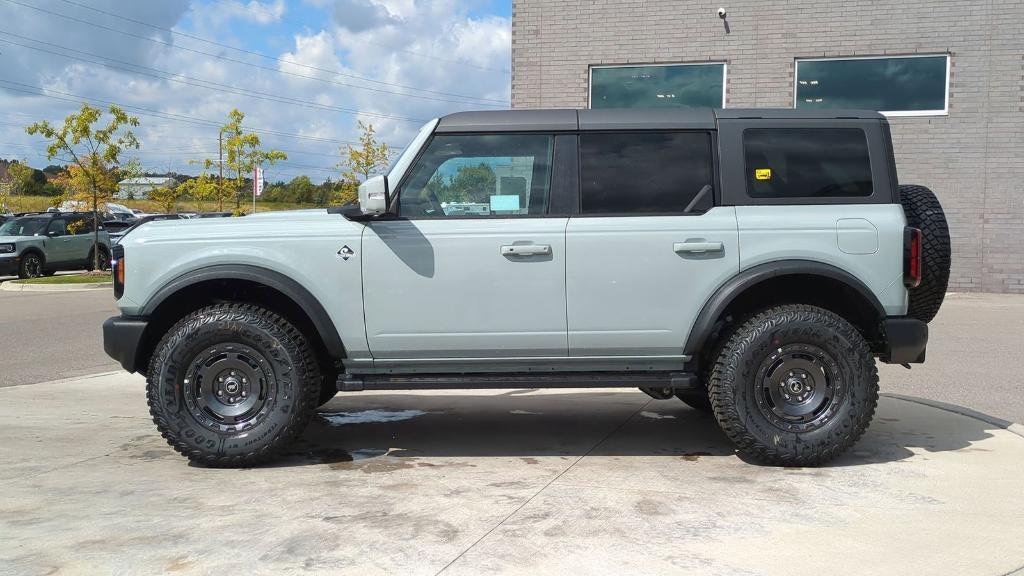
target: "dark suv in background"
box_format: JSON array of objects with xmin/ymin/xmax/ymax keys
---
[{"xmin": 0, "ymin": 212, "xmax": 112, "ymax": 278}]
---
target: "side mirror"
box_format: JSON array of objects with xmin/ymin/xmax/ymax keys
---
[{"xmin": 358, "ymin": 175, "xmax": 389, "ymax": 215}]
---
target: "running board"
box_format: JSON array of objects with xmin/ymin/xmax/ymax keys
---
[{"xmin": 337, "ymin": 371, "xmax": 696, "ymax": 392}]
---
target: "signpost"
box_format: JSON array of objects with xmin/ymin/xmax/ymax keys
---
[{"xmin": 252, "ymin": 166, "xmax": 264, "ymax": 214}]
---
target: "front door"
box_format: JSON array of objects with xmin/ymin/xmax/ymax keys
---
[
  {"xmin": 362, "ymin": 132, "xmax": 569, "ymax": 360},
  {"xmin": 565, "ymin": 131, "xmax": 739, "ymax": 358}
]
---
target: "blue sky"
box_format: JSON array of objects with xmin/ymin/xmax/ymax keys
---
[{"xmin": 0, "ymin": 0, "xmax": 512, "ymax": 183}]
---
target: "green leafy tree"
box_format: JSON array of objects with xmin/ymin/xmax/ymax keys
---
[
  {"xmin": 26, "ymin": 104, "xmax": 140, "ymax": 269},
  {"xmin": 221, "ymin": 109, "xmax": 286, "ymax": 210},
  {"xmin": 178, "ymin": 172, "xmax": 218, "ymax": 213},
  {"xmin": 2, "ymin": 160, "xmax": 33, "ymax": 211},
  {"xmin": 148, "ymin": 186, "xmax": 184, "ymax": 213},
  {"xmin": 336, "ymin": 121, "xmax": 390, "ymax": 206}
]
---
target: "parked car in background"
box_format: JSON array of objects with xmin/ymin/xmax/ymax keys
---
[
  {"xmin": 193, "ymin": 212, "xmax": 234, "ymax": 218},
  {"xmin": 110, "ymin": 213, "xmax": 187, "ymax": 244},
  {"xmin": 105, "ymin": 203, "xmax": 138, "ymax": 221},
  {"xmin": 0, "ymin": 212, "xmax": 112, "ymax": 278},
  {"xmin": 131, "ymin": 209, "xmax": 146, "ymax": 217}
]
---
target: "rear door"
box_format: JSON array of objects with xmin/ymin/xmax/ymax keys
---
[
  {"xmin": 362, "ymin": 132, "xmax": 570, "ymax": 360},
  {"xmin": 565, "ymin": 131, "xmax": 739, "ymax": 358},
  {"xmin": 66, "ymin": 216, "xmax": 96, "ymax": 265}
]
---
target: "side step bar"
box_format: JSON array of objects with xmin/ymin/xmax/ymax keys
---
[{"xmin": 337, "ymin": 371, "xmax": 696, "ymax": 392}]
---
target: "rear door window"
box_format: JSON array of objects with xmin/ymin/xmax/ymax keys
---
[
  {"xmin": 743, "ymin": 128, "xmax": 873, "ymax": 198},
  {"xmin": 579, "ymin": 132, "xmax": 713, "ymax": 214}
]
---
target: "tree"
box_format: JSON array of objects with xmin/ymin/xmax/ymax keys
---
[
  {"xmin": 1, "ymin": 160, "xmax": 29, "ymax": 211},
  {"xmin": 178, "ymin": 172, "xmax": 218, "ymax": 213},
  {"xmin": 26, "ymin": 103, "xmax": 139, "ymax": 270},
  {"xmin": 148, "ymin": 186, "xmax": 184, "ymax": 213},
  {"xmin": 220, "ymin": 109, "xmax": 286, "ymax": 210},
  {"xmin": 336, "ymin": 121, "xmax": 390, "ymax": 206}
]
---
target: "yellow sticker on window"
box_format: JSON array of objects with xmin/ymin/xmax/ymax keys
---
[{"xmin": 755, "ymin": 168, "xmax": 772, "ymax": 181}]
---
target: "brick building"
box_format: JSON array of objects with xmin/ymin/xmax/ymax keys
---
[{"xmin": 511, "ymin": 0, "xmax": 1024, "ymax": 292}]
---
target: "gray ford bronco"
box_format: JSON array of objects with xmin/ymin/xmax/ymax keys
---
[{"xmin": 102, "ymin": 108, "xmax": 950, "ymax": 467}]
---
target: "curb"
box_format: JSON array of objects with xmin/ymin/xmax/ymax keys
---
[
  {"xmin": 884, "ymin": 393, "xmax": 1024, "ymax": 439},
  {"xmin": 0, "ymin": 282, "xmax": 111, "ymax": 292}
]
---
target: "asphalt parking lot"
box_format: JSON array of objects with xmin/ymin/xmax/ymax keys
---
[{"xmin": 2, "ymin": 288, "xmax": 1024, "ymax": 575}]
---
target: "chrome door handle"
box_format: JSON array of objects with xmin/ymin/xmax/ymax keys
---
[
  {"xmin": 674, "ymin": 241, "xmax": 723, "ymax": 254},
  {"xmin": 501, "ymin": 244, "xmax": 552, "ymax": 256}
]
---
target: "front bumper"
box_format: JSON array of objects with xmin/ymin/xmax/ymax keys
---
[
  {"xmin": 0, "ymin": 255, "xmax": 19, "ymax": 276},
  {"xmin": 103, "ymin": 316, "xmax": 148, "ymax": 373},
  {"xmin": 881, "ymin": 317, "xmax": 928, "ymax": 364}
]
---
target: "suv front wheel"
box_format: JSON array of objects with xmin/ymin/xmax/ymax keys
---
[
  {"xmin": 147, "ymin": 303, "xmax": 320, "ymax": 467},
  {"xmin": 708, "ymin": 304, "xmax": 878, "ymax": 466}
]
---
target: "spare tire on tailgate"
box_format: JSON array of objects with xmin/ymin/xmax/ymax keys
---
[{"xmin": 899, "ymin": 184, "xmax": 951, "ymax": 323}]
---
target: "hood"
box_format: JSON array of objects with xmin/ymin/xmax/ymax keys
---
[
  {"xmin": 0, "ymin": 235, "xmax": 42, "ymax": 244},
  {"xmin": 122, "ymin": 209, "xmax": 354, "ymax": 245}
]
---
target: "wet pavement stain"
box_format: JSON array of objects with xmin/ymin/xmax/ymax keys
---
[
  {"xmin": 520, "ymin": 457, "xmax": 540, "ymax": 465},
  {"xmin": 681, "ymin": 451, "xmax": 712, "ymax": 462},
  {"xmin": 136, "ymin": 449, "xmax": 175, "ymax": 461}
]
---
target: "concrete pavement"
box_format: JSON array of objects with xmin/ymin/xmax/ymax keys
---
[{"xmin": 1, "ymin": 374, "xmax": 1023, "ymax": 575}]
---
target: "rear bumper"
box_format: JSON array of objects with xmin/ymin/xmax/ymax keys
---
[
  {"xmin": 103, "ymin": 315, "xmax": 148, "ymax": 373},
  {"xmin": 881, "ymin": 317, "xmax": 928, "ymax": 364}
]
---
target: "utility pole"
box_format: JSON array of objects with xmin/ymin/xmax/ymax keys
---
[{"xmin": 218, "ymin": 130, "xmax": 224, "ymax": 212}]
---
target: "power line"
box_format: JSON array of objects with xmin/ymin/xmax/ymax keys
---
[
  {"xmin": 0, "ymin": 33, "xmax": 430, "ymax": 122},
  {"xmin": 3, "ymin": 0, "xmax": 508, "ymax": 106},
  {"xmin": 55, "ymin": 0, "xmax": 511, "ymax": 76},
  {"xmin": 0, "ymin": 79, "xmax": 395, "ymax": 146}
]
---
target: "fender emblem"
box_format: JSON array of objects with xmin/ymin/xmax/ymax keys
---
[{"xmin": 337, "ymin": 245, "xmax": 355, "ymax": 261}]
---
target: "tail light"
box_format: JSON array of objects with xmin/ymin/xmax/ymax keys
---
[
  {"xmin": 904, "ymin": 227, "xmax": 922, "ymax": 288},
  {"xmin": 112, "ymin": 244, "xmax": 125, "ymax": 299}
]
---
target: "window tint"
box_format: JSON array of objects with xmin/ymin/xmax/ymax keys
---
[
  {"xmin": 591, "ymin": 64, "xmax": 725, "ymax": 109},
  {"xmin": 580, "ymin": 132, "xmax": 713, "ymax": 214},
  {"xmin": 743, "ymin": 129, "xmax": 873, "ymax": 198},
  {"xmin": 398, "ymin": 134, "xmax": 553, "ymax": 217},
  {"xmin": 795, "ymin": 56, "xmax": 948, "ymax": 114},
  {"xmin": 46, "ymin": 219, "xmax": 67, "ymax": 236}
]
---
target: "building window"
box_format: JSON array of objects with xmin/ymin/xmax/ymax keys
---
[
  {"xmin": 580, "ymin": 132, "xmax": 714, "ymax": 214},
  {"xmin": 795, "ymin": 55, "xmax": 949, "ymax": 116},
  {"xmin": 590, "ymin": 63, "xmax": 726, "ymax": 109},
  {"xmin": 743, "ymin": 128, "xmax": 873, "ymax": 199}
]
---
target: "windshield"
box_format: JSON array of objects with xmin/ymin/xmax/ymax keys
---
[{"xmin": 0, "ymin": 218, "xmax": 48, "ymax": 237}]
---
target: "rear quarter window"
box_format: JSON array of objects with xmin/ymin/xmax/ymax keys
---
[{"xmin": 743, "ymin": 128, "xmax": 873, "ymax": 198}]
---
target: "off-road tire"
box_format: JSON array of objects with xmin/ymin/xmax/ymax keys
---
[
  {"xmin": 899, "ymin": 184, "xmax": 950, "ymax": 323},
  {"xmin": 317, "ymin": 379, "xmax": 337, "ymax": 408},
  {"xmin": 18, "ymin": 252, "xmax": 43, "ymax": 279},
  {"xmin": 147, "ymin": 303, "xmax": 320, "ymax": 467},
  {"xmin": 708, "ymin": 304, "xmax": 878, "ymax": 466}
]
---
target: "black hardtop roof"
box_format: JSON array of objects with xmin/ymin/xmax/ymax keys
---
[{"xmin": 435, "ymin": 108, "xmax": 885, "ymax": 132}]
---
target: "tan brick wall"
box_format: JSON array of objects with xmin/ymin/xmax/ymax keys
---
[{"xmin": 512, "ymin": 0, "xmax": 1024, "ymax": 293}]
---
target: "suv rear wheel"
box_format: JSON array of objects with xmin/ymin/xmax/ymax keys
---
[
  {"xmin": 147, "ymin": 303, "xmax": 320, "ymax": 467},
  {"xmin": 708, "ymin": 304, "xmax": 878, "ymax": 466},
  {"xmin": 86, "ymin": 246, "xmax": 110, "ymax": 272}
]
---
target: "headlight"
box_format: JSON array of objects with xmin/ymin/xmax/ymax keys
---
[{"xmin": 0, "ymin": 243, "xmax": 15, "ymax": 254}]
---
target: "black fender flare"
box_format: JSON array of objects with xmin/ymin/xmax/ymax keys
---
[
  {"xmin": 683, "ymin": 260, "xmax": 886, "ymax": 356},
  {"xmin": 141, "ymin": 264, "xmax": 346, "ymax": 358}
]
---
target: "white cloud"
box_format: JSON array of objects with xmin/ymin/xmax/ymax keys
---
[
  {"xmin": 0, "ymin": 0, "xmax": 510, "ymax": 182},
  {"xmin": 202, "ymin": 0, "xmax": 286, "ymax": 26}
]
